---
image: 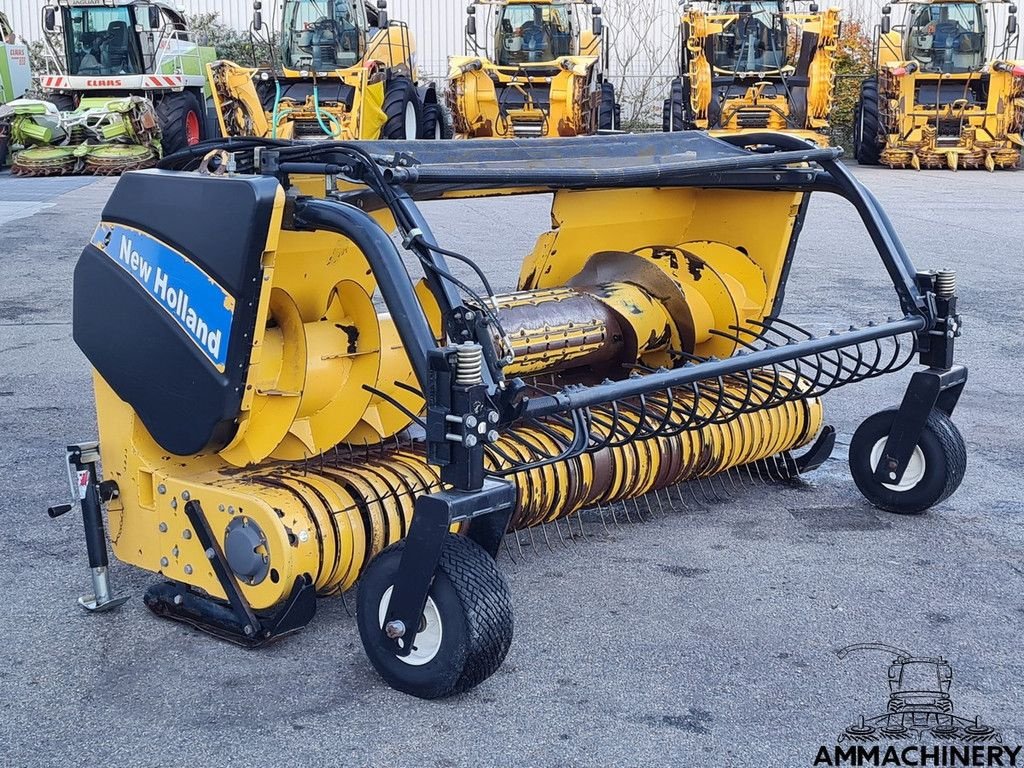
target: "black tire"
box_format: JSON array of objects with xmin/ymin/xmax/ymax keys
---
[
  {"xmin": 382, "ymin": 77, "xmax": 421, "ymax": 141},
  {"xmin": 357, "ymin": 534, "xmax": 513, "ymax": 699},
  {"xmin": 48, "ymin": 93, "xmax": 78, "ymax": 113},
  {"xmin": 0, "ymin": 120, "xmax": 9, "ymax": 168},
  {"xmin": 419, "ymin": 101, "xmax": 453, "ymax": 140},
  {"xmin": 155, "ymin": 91, "xmax": 204, "ymax": 157},
  {"xmin": 598, "ymin": 81, "xmax": 619, "ymax": 131},
  {"xmin": 662, "ymin": 77, "xmax": 688, "ymax": 132},
  {"xmin": 849, "ymin": 408, "xmax": 966, "ymax": 515},
  {"xmin": 853, "ymin": 78, "xmax": 883, "ymax": 166}
]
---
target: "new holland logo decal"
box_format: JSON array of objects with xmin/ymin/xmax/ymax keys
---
[{"xmin": 91, "ymin": 223, "xmax": 235, "ymax": 371}]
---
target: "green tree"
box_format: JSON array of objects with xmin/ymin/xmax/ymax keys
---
[
  {"xmin": 187, "ymin": 12, "xmax": 273, "ymax": 67},
  {"xmin": 829, "ymin": 18, "xmax": 874, "ymax": 152}
]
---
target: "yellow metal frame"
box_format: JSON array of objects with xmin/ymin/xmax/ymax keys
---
[
  {"xmin": 207, "ymin": 22, "xmax": 414, "ymax": 141},
  {"xmin": 447, "ymin": 0, "xmax": 608, "ymax": 138},
  {"xmin": 870, "ymin": 5, "xmax": 1024, "ymax": 169},
  {"xmin": 682, "ymin": 6, "xmax": 840, "ymax": 142},
  {"xmin": 92, "ymin": 173, "xmax": 822, "ymax": 613}
]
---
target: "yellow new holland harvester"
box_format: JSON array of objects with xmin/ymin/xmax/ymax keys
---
[
  {"xmin": 447, "ymin": 0, "xmax": 620, "ymax": 138},
  {"xmin": 853, "ymin": 0, "xmax": 1023, "ymax": 169},
  {"xmin": 664, "ymin": 0, "xmax": 840, "ymax": 143},
  {"xmin": 51, "ymin": 132, "xmax": 967, "ymax": 699},
  {"xmin": 209, "ymin": 0, "xmax": 449, "ymax": 142}
]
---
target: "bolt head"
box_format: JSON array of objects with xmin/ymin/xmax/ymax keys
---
[
  {"xmin": 170, "ymin": 498, "xmax": 178, "ymax": 510},
  {"xmin": 488, "ymin": 410, "xmax": 500, "ymax": 424},
  {"xmin": 181, "ymin": 490, "xmax": 191, "ymax": 501},
  {"xmin": 158, "ymin": 522, "xmax": 168, "ymax": 533},
  {"xmin": 184, "ymin": 565, "xmax": 193, "ymax": 575},
  {"xmin": 160, "ymin": 557, "xmax": 169, "ymax": 567},
  {"xmin": 385, "ymin": 620, "xmax": 406, "ymax": 639},
  {"xmin": 173, "ymin": 594, "xmax": 184, "ymax": 606},
  {"xmin": 205, "ymin": 547, "xmax": 216, "ymax": 560},
  {"xmin": 488, "ymin": 430, "xmax": 500, "ymax": 443},
  {"xmin": 465, "ymin": 415, "xmax": 479, "ymax": 429},
  {"xmin": 464, "ymin": 434, "xmax": 478, "ymax": 448},
  {"xmin": 182, "ymin": 529, "xmax": 192, "ymax": 540},
  {"xmin": 157, "ymin": 484, "xmax": 167, "ymax": 495}
]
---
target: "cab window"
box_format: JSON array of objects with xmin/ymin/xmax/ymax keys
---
[
  {"xmin": 495, "ymin": 3, "xmax": 575, "ymax": 66},
  {"xmin": 713, "ymin": 1, "xmax": 788, "ymax": 73},
  {"xmin": 904, "ymin": 2, "xmax": 985, "ymax": 73},
  {"xmin": 283, "ymin": 0, "xmax": 368, "ymax": 70},
  {"xmin": 66, "ymin": 7, "xmax": 142, "ymax": 75}
]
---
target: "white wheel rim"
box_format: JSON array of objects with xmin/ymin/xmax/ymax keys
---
[
  {"xmin": 405, "ymin": 102, "xmax": 418, "ymax": 140},
  {"xmin": 378, "ymin": 585, "xmax": 443, "ymax": 666},
  {"xmin": 869, "ymin": 438, "xmax": 926, "ymax": 492}
]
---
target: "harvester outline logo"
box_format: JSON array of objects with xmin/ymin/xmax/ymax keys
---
[
  {"xmin": 836, "ymin": 643, "xmax": 1000, "ymax": 744},
  {"xmin": 813, "ymin": 643, "xmax": 1022, "ymax": 767}
]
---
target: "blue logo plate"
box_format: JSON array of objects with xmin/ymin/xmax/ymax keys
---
[{"xmin": 91, "ymin": 223, "xmax": 235, "ymax": 371}]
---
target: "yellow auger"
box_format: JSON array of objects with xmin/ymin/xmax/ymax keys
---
[{"xmin": 51, "ymin": 131, "xmax": 967, "ymax": 699}]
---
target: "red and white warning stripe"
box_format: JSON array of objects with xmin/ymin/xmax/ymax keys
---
[
  {"xmin": 144, "ymin": 75, "xmax": 184, "ymax": 88},
  {"xmin": 40, "ymin": 75, "xmax": 70, "ymax": 90}
]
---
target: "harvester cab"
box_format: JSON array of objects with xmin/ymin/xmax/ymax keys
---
[
  {"xmin": 853, "ymin": 0, "xmax": 1023, "ymax": 169},
  {"xmin": 52, "ymin": 131, "xmax": 969, "ymax": 699},
  {"xmin": 0, "ymin": 0, "xmax": 216, "ymax": 176},
  {"xmin": 448, "ymin": 0, "xmax": 620, "ymax": 138},
  {"xmin": 0, "ymin": 12, "xmax": 31, "ymax": 105},
  {"xmin": 208, "ymin": 0, "xmax": 448, "ymax": 142},
  {"xmin": 664, "ymin": 0, "xmax": 840, "ymax": 143}
]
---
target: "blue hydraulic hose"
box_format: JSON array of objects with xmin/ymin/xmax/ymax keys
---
[
  {"xmin": 272, "ymin": 78, "xmax": 282, "ymax": 139},
  {"xmin": 312, "ymin": 83, "xmax": 342, "ymax": 138}
]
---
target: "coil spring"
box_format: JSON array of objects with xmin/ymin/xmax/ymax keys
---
[
  {"xmin": 935, "ymin": 270, "xmax": 956, "ymax": 299},
  {"xmin": 455, "ymin": 343, "xmax": 484, "ymax": 386}
]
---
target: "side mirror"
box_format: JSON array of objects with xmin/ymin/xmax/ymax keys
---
[
  {"xmin": 43, "ymin": 7, "xmax": 56, "ymax": 33},
  {"xmin": 378, "ymin": 0, "xmax": 389, "ymax": 28},
  {"xmin": 466, "ymin": 6, "xmax": 477, "ymax": 37},
  {"xmin": 1009, "ymin": 5, "xmax": 1018, "ymax": 34},
  {"xmin": 592, "ymin": 6, "xmax": 604, "ymax": 36},
  {"xmin": 881, "ymin": 5, "xmax": 891, "ymax": 34},
  {"xmin": 148, "ymin": 6, "xmax": 162, "ymax": 29},
  {"xmin": 253, "ymin": 1, "xmax": 263, "ymax": 31}
]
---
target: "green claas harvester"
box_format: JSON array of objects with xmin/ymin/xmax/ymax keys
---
[{"xmin": 0, "ymin": 0, "xmax": 216, "ymax": 176}]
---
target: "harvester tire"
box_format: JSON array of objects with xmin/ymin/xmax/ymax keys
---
[
  {"xmin": 156, "ymin": 91, "xmax": 204, "ymax": 157},
  {"xmin": 662, "ymin": 77, "xmax": 688, "ymax": 132},
  {"xmin": 853, "ymin": 79, "xmax": 883, "ymax": 166},
  {"xmin": 357, "ymin": 534, "xmax": 513, "ymax": 699},
  {"xmin": 849, "ymin": 408, "xmax": 966, "ymax": 515},
  {"xmin": 598, "ymin": 82, "xmax": 620, "ymax": 131},
  {"xmin": 0, "ymin": 122, "xmax": 9, "ymax": 168},
  {"xmin": 48, "ymin": 93, "xmax": 77, "ymax": 113},
  {"xmin": 382, "ymin": 78, "xmax": 421, "ymax": 141},
  {"xmin": 420, "ymin": 102, "xmax": 453, "ymax": 140}
]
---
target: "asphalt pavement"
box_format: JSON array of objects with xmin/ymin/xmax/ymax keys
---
[{"xmin": 0, "ymin": 162, "xmax": 1021, "ymax": 767}]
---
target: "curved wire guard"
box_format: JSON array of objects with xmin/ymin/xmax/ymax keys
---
[{"xmin": 488, "ymin": 316, "xmax": 917, "ymax": 474}]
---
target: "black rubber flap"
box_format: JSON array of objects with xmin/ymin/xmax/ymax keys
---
[{"xmin": 73, "ymin": 170, "xmax": 280, "ymax": 456}]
